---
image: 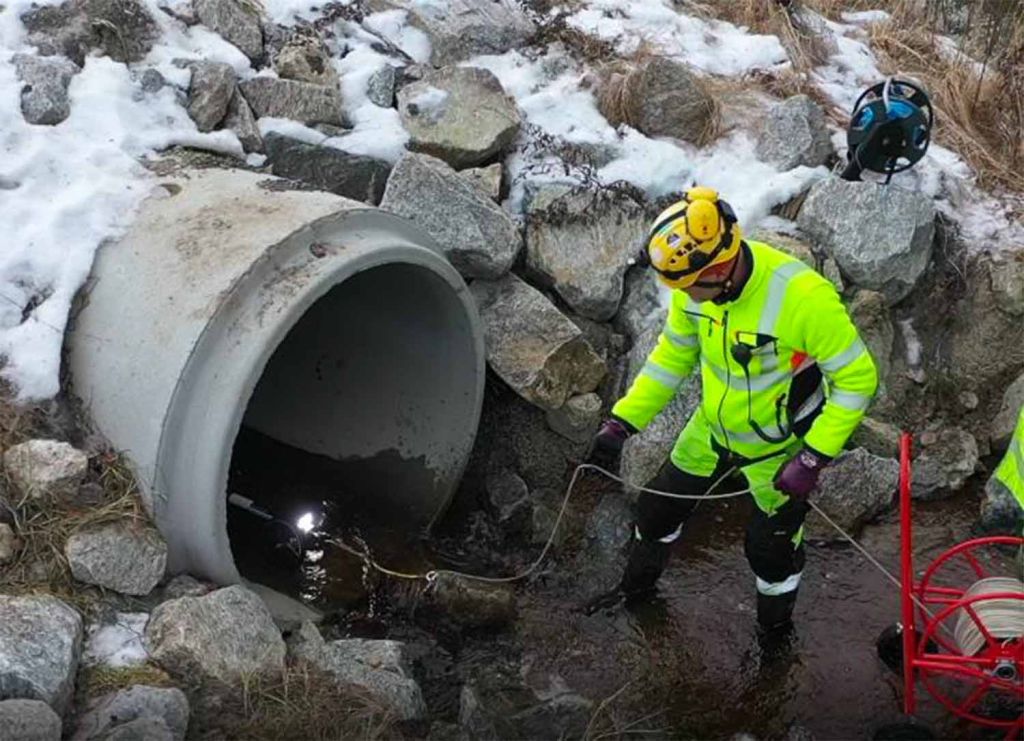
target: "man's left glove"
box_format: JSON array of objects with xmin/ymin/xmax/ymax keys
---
[
  {"xmin": 773, "ymin": 447, "xmax": 830, "ymax": 501},
  {"xmin": 587, "ymin": 418, "xmax": 633, "ymax": 474}
]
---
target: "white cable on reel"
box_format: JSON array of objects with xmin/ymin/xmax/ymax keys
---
[{"xmin": 952, "ymin": 577, "xmax": 1024, "ymax": 657}]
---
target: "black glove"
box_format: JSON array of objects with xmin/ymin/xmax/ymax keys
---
[{"xmin": 587, "ymin": 418, "xmax": 633, "ymax": 473}]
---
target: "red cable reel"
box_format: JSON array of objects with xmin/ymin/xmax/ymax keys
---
[{"xmin": 897, "ymin": 433, "xmax": 1023, "ymax": 737}]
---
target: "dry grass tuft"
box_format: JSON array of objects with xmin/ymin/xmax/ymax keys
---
[
  {"xmin": 190, "ymin": 662, "xmax": 402, "ymax": 741},
  {"xmin": 868, "ymin": 5, "xmax": 1024, "ymax": 192},
  {"xmin": 1, "ymin": 446, "xmax": 147, "ymax": 613},
  {"xmin": 595, "ymin": 56, "xmax": 723, "ymax": 146},
  {"xmin": 78, "ymin": 664, "xmax": 176, "ymax": 698}
]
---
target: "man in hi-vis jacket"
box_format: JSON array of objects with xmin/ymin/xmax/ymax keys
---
[{"xmin": 588, "ymin": 186, "xmax": 878, "ymax": 637}]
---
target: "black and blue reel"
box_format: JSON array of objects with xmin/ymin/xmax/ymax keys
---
[{"xmin": 842, "ymin": 77, "xmax": 934, "ymax": 183}]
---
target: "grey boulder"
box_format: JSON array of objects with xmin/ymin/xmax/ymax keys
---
[
  {"xmin": 65, "ymin": 522, "xmax": 168, "ymax": 596},
  {"xmin": 849, "ymin": 416, "xmax": 901, "ymax": 459},
  {"xmin": 73, "ymin": 685, "xmax": 189, "ymax": 741},
  {"xmin": 470, "ymin": 274, "xmax": 606, "ymax": 411},
  {"xmin": 381, "ymin": 152, "xmax": 520, "ymax": 278},
  {"xmin": 86, "ymin": 0, "xmax": 159, "ymax": 63},
  {"xmin": 848, "ymin": 290, "xmax": 893, "ymax": 389},
  {"xmin": 367, "ymin": 0, "xmax": 535, "ymax": 66},
  {"xmin": 0, "ymin": 523, "xmax": 19, "ymax": 565},
  {"xmin": 3, "ymin": 439, "xmax": 88, "ymax": 500},
  {"xmin": 610, "ymin": 57, "xmax": 715, "ymax": 144},
  {"xmin": 545, "ymin": 393, "xmax": 602, "ymax": 444},
  {"xmin": 195, "ymin": 0, "xmax": 263, "ymax": 62},
  {"xmin": 274, "ymin": 33, "xmax": 338, "ymax": 88},
  {"xmin": 288, "ymin": 623, "xmax": 426, "ymax": 720},
  {"xmin": 912, "ymin": 427, "xmax": 979, "ymax": 499},
  {"xmin": 572, "ymin": 490, "xmax": 633, "ymax": 596},
  {"xmin": 614, "ymin": 267, "xmax": 664, "ymax": 340},
  {"xmin": 0, "ymin": 595, "xmax": 83, "ymax": 715},
  {"xmin": 0, "ymin": 699, "xmax": 61, "ymax": 741},
  {"xmin": 223, "ymin": 88, "xmax": 262, "ymax": 153},
  {"xmin": 756, "ymin": 95, "xmax": 834, "ymax": 170},
  {"xmin": 398, "ymin": 66, "xmax": 521, "ymax": 169},
  {"xmin": 263, "ymin": 133, "xmax": 391, "ymax": 204},
  {"xmin": 144, "ymin": 585, "xmax": 285, "ymax": 684},
  {"xmin": 798, "ymin": 178, "xmax": 936, "ymax": 303},
  {"xmin": 979, "ymin": 476, "xmax": 1023, "ymax": 534},
  {"xmin": 20, "ymin": 1, "xmax": 94, "ymax": 67},
  {"xmin": 13, "ymin": 54, "xmax": 79, "ymax": 126},
  {"xmin": 484, "ymin": 468, "xmax": 530, "ymax": 526},
  {"xmin": 185, "ymin": 62, "xmax": 235, "ymax": 133},
  {"xmin": 459, "ymin": 162, "xmax": 502, "ymax": 202},
  {"xmin": 239, "ymin": 77, "xmax": 345, "ymax": 127},
  {"xmin": 806, "ymin": 448, "xmax": 898, "ymax": 541},
  {"xmin": 101, "ymin": 718, "xmax": 176, "ymax": 740},
  {"xmin": 525, "ymin": 185, "xmax": 646, "ymax": 321},
  {"xmin": 428, "ymin": 573, "xmax": 516, "ymax": 628},
  {"xmin": 991, "ymin": 372, "xmax": 1024, "ymax": 449},
  {"xmin": 366, "ymin": 64, "xmax": 396, "ymax": 107}
]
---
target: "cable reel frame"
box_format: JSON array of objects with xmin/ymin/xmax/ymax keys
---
[{"xmin": 897, "ymin": 434, "xmax": 1024, "ymax": 737}]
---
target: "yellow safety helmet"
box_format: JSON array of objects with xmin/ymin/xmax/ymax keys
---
[{"xmin": 644, "ymin": 186, "xmax": 742, "ymax": 290}]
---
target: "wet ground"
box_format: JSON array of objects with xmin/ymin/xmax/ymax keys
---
[{"xmin": 228, "ymin": 429, "xmax": 1020, "ymax": 739}]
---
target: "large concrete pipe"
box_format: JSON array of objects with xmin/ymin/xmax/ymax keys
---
[{"xmin": 67, "ymin": 167, "xmax": 485, "ymax": 591}]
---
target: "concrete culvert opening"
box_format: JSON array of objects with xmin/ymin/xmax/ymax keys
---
[
  {"xmin": 227, "ymin": 262, "xmax": 483, "ymax": 602},
  {"xmin": 67, "ymin": 168, "xmax": 485, "ymax": 612}
]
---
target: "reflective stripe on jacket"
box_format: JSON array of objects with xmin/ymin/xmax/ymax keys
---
[
  {"xmin": 995, "ymin": 405, "xmax": 1024, "ymax": 509},
  {"xmin": 612, "ymin": 240, "xmax": 879, "ymax": 459}
]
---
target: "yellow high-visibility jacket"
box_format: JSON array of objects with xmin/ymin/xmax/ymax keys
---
[
  {"xmin": 995, "ymin": 405, "xmax": 1024, "ymax": 509},
  {"xmin": 613, "ymin": 240, "xmax": 879, "ymax": 459}
]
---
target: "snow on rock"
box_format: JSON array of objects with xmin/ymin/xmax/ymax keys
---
[
  {"xmin": 82, "ymin": 613, "xmax": 149, "ymax": 669},
  {"xmin": 361, "ymin": 9, "xmax": 432, "ymax": 64},
  {"xmin": 87, "ymin": 0, "xmax": 161, "ymax": 63},
  {"xmin": 366, "ymin": 0, "xmax": 534, "ymax": 66},
  {"xmin": 398, "ymin": 66, "xmax": 521, "ymax": 169},
  {"xmin": 193, "ymin": 0, "xmax": 263, "ymax": 62}
]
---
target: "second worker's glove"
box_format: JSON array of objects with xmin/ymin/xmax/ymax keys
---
[
  {"xmin": 587, "ymin": 418, "xmax": 633, "ymax": 474},
  {"xmin": 773, "ymin": 447, "xmax": 830, "ymax": 502}
]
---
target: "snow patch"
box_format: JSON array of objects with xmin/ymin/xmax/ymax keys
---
[
  {"xmin": 363, "ymin": 10, "xmax": 432, "ymax": 64},
  {"xmin": 0, "ymin": 54, "xmax": 242, "ymax": 400},
  {"xmin": 83, "ymin": 613, "xmax": 150, "ymax": 668},
  {"xmin": 565, "ymin": 0, "xmax": 788, "ymax": 75}
]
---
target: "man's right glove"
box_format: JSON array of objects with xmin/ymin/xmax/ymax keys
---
[{"xmin": 587, "ymin": 418, "xmax": 633, "ymax": 473}]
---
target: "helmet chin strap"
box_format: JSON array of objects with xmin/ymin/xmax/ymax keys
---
[{"xmin": 692, "ymin": 249, "xmax": 742, "ymax": 301}]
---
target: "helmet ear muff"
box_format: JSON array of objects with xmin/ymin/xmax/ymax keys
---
[{"xmin": 717, "ymin": 198, "xmax": 737, "ymax": 225}]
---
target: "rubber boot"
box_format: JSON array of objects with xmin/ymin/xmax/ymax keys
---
[
  {"xmin": 619, "ymin": 537, "xmax": 671, "ymax": 599},
  {"xmin": 756, "ymin": 590, "xmax": 797, "ymax": 631},
  {"xmin": 580, "ymin": 537, "xmax": 670, "ymax": 614},
  {"xmin": 755, "ymin": 590, "xmax": 798, "ymax": 670}
]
